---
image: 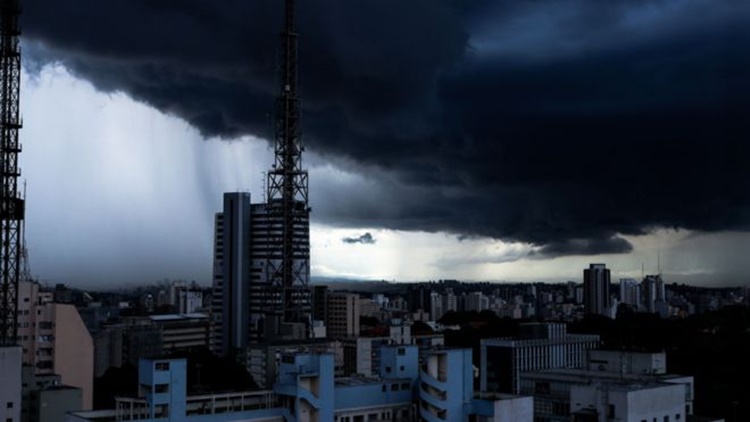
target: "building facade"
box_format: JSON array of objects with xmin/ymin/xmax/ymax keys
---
[
  {"xmin": 210, "ymin": 193, "xmax": 311, "ymax": 358},
  {"xmin": 480, "ymin": 323, "xmax": 600, "ymax": 394},
  {"xmin": 326, "ymin": 293, "xmax": 360, "ymax": 339},
  {"xmin": 16, "ymin": 281, "xmax": 93, "ymax": 409},
  {"xmin": 583, "ymin": 264, "xmax": 611, "ymax": 317}
]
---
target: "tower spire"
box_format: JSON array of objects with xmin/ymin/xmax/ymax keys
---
[
  {"xmin": 266, "ymin": 0, "xmax": 311, "ymax": 334},
  {"xmin": 0, "ymin": 0, "xmax": 23, "ymax": 347}
]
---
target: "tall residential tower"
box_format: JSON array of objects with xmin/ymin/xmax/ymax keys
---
[{"xmin": 583, "ymin": 264, "xmax": 611, "ymax": 317}]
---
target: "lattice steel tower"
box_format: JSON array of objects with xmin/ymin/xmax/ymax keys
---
[
  {"xmin": 0, "ymin": 0, "xmax": 22, "ymax": 347},
  {"xmin": 265, "ymin": 0, "xmax": 311, "ymax": 332}
]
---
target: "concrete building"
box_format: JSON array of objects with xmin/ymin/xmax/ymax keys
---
[
  {"xmin": 642, "ymin": 275, "xmax": 666, "ymax": 315},
  {"xmin": 619, "ymin": 278, "xmax": 641, "ymax": 309},
  {"xmin": 430, "ymin": 292, "xmax": 444, "ymax": 322},
  {"xmin": 419, "ymin": 348, "xmax": 534, "ymax": 422},
  {"xmin": 169, "ymin": 281, "xmax": 204, "ymax": 314},
  {"xmin": 21, "ymin": 368, "xmax": 84, "ymax": 422},
  {"xmin": 465, "ymin": 292, "xmax": 489, "ymax": 312},
  {"xmin": 519, "ymin": 367, "xmax": 694, "ymax": 422},
  {"xmin": 69, "ymin": 345, "xmax": 531, "ymax": 422},
  {"xmin": 586, "ymin": 350, "xmax": 666, "ymax": 375},
  {"xmin": 480, "ymin": 323, "xmax": 600, "ymax": 394},
  {"xmin": 584, "ymin": 264, "xmax": 611, "ymax": 317},
  {"xmin": 326, "ymin": 293, "xmax": 360, "ymax": 339},
  {"xmin": 571, "ymin": 381, "xmax": 685, "ymax": 422},
  {"xmin": 0, "ymin": 346, "xmax": 22, "ymax": 422},
  {"xmin": 210, "ymin": 193, "xmax": 311, "ymax": 357},
  {"xmin": 245, "ymin": 339, "xmax": 343, "ymax": 388},
  {"xmin": 16, "ymin": 281, "xmax": 93, "ymax": 410}
]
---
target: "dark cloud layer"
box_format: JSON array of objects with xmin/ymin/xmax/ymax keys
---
[
  {"xmin": 342, "ymin": 233, "xmax": 376, "ymax": 245},
  {"xmin": 22, "ymin": 0, "xmax": 750, "ymax": 257}
]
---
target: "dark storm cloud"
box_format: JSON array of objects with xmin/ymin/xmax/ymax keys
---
[
  {"xmin": 342, "ymin": 233, "xmax": 376, "ymax": 245},
  {"xmin": 22, "ymin": 0, "xmax": 750, "ymax": 257}
]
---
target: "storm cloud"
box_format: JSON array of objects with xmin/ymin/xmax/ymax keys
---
[{"xmin": 21, "ymin": 0, "xmax": 750, "ymax": 257}]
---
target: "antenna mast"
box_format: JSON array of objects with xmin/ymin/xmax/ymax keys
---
[
  {"xmin": 0, "ymin": 0, "xmax": 23, "ymax": 346},
  {"xmin": 266, "ymin": 0, "xmax": 311, "ymax": 334}
]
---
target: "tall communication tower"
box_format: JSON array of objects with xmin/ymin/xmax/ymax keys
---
[
  {"xmin": 265, "ymin": 0, "xmax": 311, "ymax": 332},
  {"xmin": 0, "ymin": 0, "xmax": 23, "ymax": 347}
]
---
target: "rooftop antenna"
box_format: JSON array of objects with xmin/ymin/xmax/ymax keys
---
[
  {"xmin": 641, "ymin": 262, "xmax": 644, "ymax": 280},
  {"xmin": 657, "ymin": 251, "xmax": 661, "ymax": 276}
]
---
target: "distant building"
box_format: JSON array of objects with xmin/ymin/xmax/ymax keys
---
[
  {"xmin": 642, "ymin": 274, "xmax": 665, "ymax": 314},
  {"xmin": 584, "ymin": 264, "xmax": 611, "ymax": 317},
  {"xmin": 465, "ymin": 291, "xmax": 489, "ymax": 312},
  {"xmin": 169, "ymin": 281, "xmax": 203, "ymax": 314},
  {"xmin": 326, "ymin": 293, "xmax": 360, "ymax": 339},
  {"xmin": 480, "ymin": 323, "xmax": 600, "ymax": 394},
  {"xmin": 619, "ymin": 278, "xmax": 641, "ymax": 309}
]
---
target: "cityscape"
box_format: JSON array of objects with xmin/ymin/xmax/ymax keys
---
[{"xmin": 2, "ymin": 1, "xmax": 749, "ymax": 422}]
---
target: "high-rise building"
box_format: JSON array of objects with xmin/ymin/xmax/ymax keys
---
[
  {"xmin": 326, "ymin": 293, "xmax": 360, "ymax": 339},
  {"xmin": 583, "ymin": 264, "xmax": 611, "ymax": 317},
  {"xmin": 210, "ymin": 192, "xmax": 252, "ymax": 357},
  {"xmin": 619, "ymin": 278, "xmax": 641, "ymax": 309},
  {"xmin": 312, "ymin": 285, "xmax": 328, "ymax": 322},
  {"xmin": 210, "ymin": 193, "xmax": 310, "ymax": 357},
  {"xmin": 642, "ymin": 274, "xmax": 665, "ymax": 314}
]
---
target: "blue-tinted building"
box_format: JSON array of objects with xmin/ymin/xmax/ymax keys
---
[{"xmin": 68, "ymin": 346, "xmax": 531, "ymax": 422}]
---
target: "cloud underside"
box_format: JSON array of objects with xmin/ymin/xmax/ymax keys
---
[{"xmin": 21, "ymin": 0, "xmax": 750, "ymax": 258}]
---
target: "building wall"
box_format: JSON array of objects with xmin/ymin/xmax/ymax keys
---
[
  {"xmin": 419, "ymin": 348, "xmax": 474, "ymax": 422},
  {"xmin": 584, "ymin": 264, "xmax": 611, "ymax": 317},
  {"xmin": 326, "ymin": 293, "xmax": 360, "ymax": 339},
  {"xmin": 37, "ymin": 387, "xmax": 83, "ymax": 422},
  {"xmin": 587, "ymin": 350, "xmax": 666, "ymax": 375},
  {"xmin": 54, "ymin": 304, "xmax": 94, "ymax": 410},
  {"xmin": 481, "ymin": 328, "xmax": 601, "ymax": 394},
  {"xmin": 571, "ymin": 383, "xmax": 685, "ymax": 422},
  {"xmin": 0, "ymin": 346, "xmax": 22, "ymax": 422}
]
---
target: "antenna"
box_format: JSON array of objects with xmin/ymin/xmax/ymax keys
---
[
  {"xmin": 641, "ymin": 262, "xmax": 644, "ymax": 280},
  {"xmin": 657, "ymin": 251, "xmax": 661, "ymax": 276}
]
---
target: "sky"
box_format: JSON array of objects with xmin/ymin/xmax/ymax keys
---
[{"xmin": 15, "ymin": 0, "xmax": 750, "ymax": 288}]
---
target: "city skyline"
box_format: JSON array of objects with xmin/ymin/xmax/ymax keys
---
[{"xmin": 16, "ymin": 0, "xmax": 750, "ymax": 287}]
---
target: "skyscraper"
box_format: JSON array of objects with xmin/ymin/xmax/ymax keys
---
[
  {"xmin": 583, "ymin": 264, "xmax": 611, "ymax": 317},
  {"xmin": 619, "ymin": 278, "xmax": 641, "ymax": 309},
  {"xmin": 210, "ymin": 194, "xmax": 311, "ymax": 356}
]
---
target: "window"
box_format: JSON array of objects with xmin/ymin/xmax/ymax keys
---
[
  {"xmin": 398, "ymin": 348, "xmax": 405, "ymax": 356},
  {"xmin": 392, "ymin": 383, "xmax": 400, "ymax": 391},
  {"xmin": 6, "ymin": 402, "xmax": 12, "ymax": 409},
  {"xmin": 154, "ymin": 384, "xmax": 169, "ymax": 393},
  {"xmin": 675, "ymin": 415, "xmax": 681, "ymax": 420},
  {"xmin": 664, "ymin": 417, "xmax": 669, "ymax": 422},
  {"xmin": 155, "ymin": 362, "xmax": 170, "ymax": 371},
  {"xmin": 385, "ymin": 366, "xmax": 391, "ymax": 373},
  {"xmin": 400, "ymin": 365, "xmax": 405, "ymax": 371}
]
